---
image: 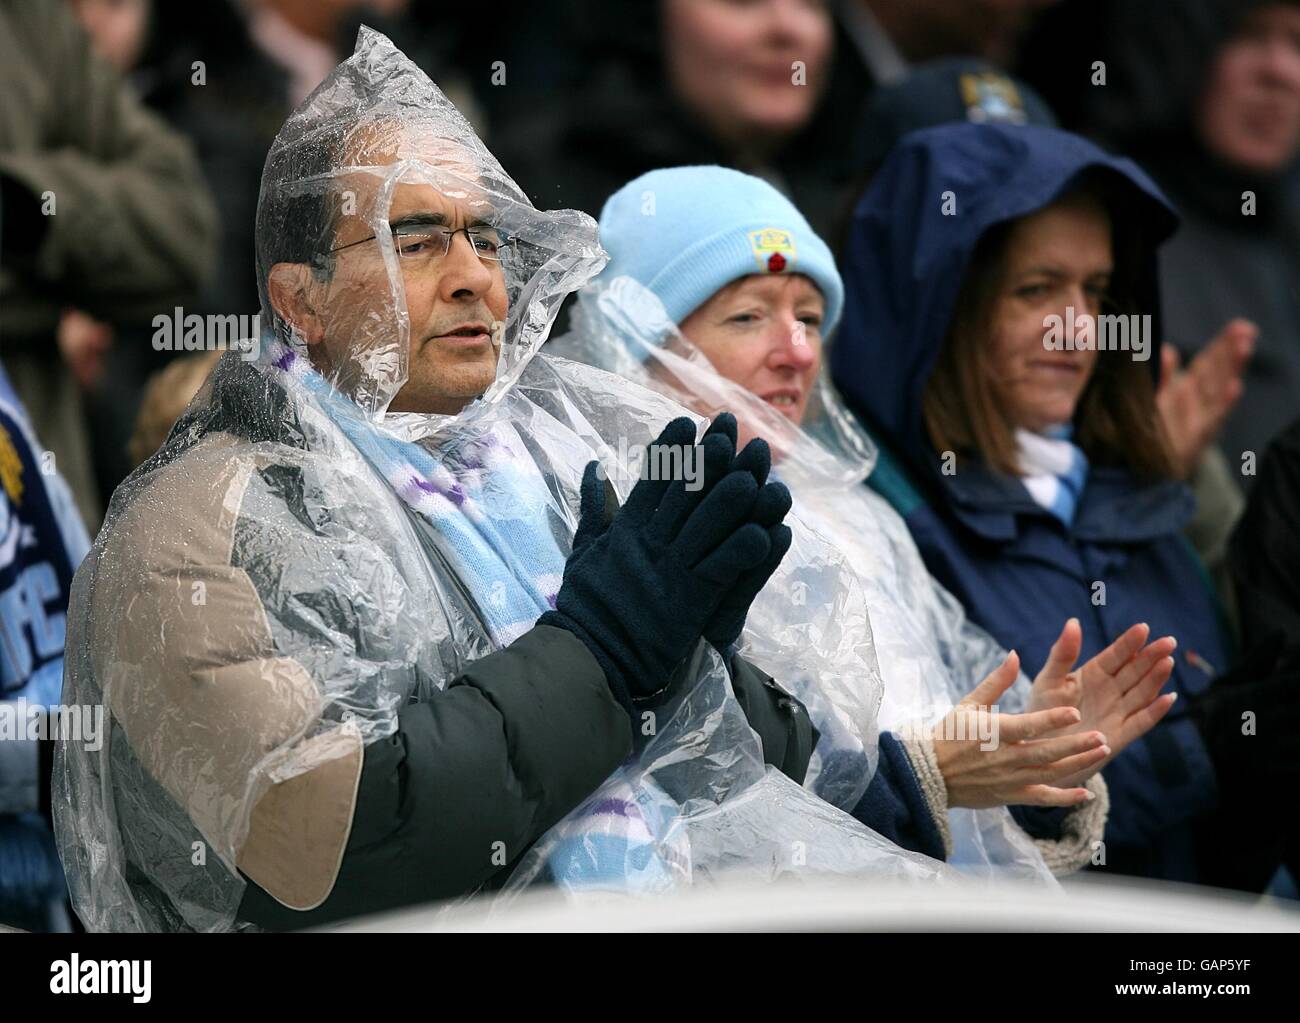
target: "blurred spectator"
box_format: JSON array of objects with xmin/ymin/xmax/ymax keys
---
[
  {"xmin": 0, "ymin": 362, "xmax": 90, "ymax": 931},
  {"xmin": 1023, "ymin": 0, "xmax": 1300, "ymax": 486},
  {"xmin": 1226, "ymin": 417, "xmax": 1300, "ymax": 890},
  {"xmin": 430, "ymin": 2, "xmax": 589, "ymax": 136},
  {"xmin": 817, "ymin": 0, "xmax": 1058, "ymax": 176},
  {"xmin": 128, "ymin": 350, "xmax": 219, "ymax": 468},
  {"xmin": 498, "ymin": 0, "xmax": 845, "ymax": 235},
  {"xmin": 1232, "ymin": 415, "xmax": 1300, "ymax": 662},
  {"xmin": 67, "ymin": 0, "xmax": 151, "ymax": 73},
  {"xmin": 0, "ymin": 0, "xmax": 218, "ymax": 530},
  {"xmin": 853, "ymin": 57, "xmax": 1057, "ymax": 170},
  {"xmin": 834, "ymin": 57, "xmax": 1057, "ymax": 251},
  {"xmin": 839, "ymin": 0, "xmax": 1057, "ymax": 82}
]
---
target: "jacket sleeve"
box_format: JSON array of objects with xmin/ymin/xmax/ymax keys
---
[
  {"xmin": 850, "ymin": 731, "xmax": 949, "ymax": 861},
  {"xmin": 236, "ymin": 624, "xmax": 632, "ymax": 930},
  {"xmin": 726, "ymin": 651, "xmax": 818, "ymax": 786},
  {"xmin": 1011, "ymin": 774, "xmax": 1109, "ymax": 876},
  {"xmin": 89, "ymin": 440, "xmax": 631, "ymax": 930},
  {"xmin": 0, "ymin": 0, "xmax": 217, "ymax": 324},
  {"xmin": 909, "ymin": 510, "xmax": 1222, "ymax": 855},
  {"xmin": 1230, "ymin": 422, "xmax": 1300, "ymax": 655}
]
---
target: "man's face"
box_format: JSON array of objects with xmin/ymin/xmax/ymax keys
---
[{"xmin": 272, "ymin": 131, "xmax": 508, "ymax": 415}]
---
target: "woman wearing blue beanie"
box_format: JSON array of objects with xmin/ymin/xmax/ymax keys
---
[{"xmin": 555, "ymin": 164, "xmax": 1179, "ymax": 878}]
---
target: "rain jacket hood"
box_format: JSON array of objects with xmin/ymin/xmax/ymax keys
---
[{"xmin": 830, "ymin": 122, "xmax": 1179, "ymax": 481}]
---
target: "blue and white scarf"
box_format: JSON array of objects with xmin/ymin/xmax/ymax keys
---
[
  {"xmin": 1015, "ymin": 424, "xmax": 1089, "ymax": 528},
  {"xmin": 261, "ymin": 340, "xmax": 565, "ymax": 645}
]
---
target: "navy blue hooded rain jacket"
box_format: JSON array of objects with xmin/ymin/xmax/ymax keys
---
[{"xmin": 831, "ymin": 123, "xmax": 1233, "ymax": 883}]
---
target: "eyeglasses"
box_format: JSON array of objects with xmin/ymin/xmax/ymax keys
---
[{"xmin": 329, "ymin": 223, "xmax": 511, "ymax": 264}]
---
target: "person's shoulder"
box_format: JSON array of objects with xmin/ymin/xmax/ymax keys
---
[{"xmin": 105, "ymin": 431, "xmax": 300, "ymax": 572}]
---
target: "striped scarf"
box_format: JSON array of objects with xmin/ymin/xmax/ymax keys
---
[
  {"xmin": 258, "ymin": 340, "xmax": 682, "ymax": 889},
  {"xmin": 1015, "ymin": 424, "xmax": 1089, "ymax": 528},
  {"xmin": 259, "ymin": 339, "xmax": 565, "ymax": 646}
]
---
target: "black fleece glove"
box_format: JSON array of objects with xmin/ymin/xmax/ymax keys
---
[
  {"xmin": 697, "ymin": 421, "xmax": 793, "ymax": 652},
  {"xmin": 1188, "ymin": 634, "xmax": 1300, "ymax": 796},
  {"xmin": 540, "ymin": 415, "xmax": 791, "ymax": 709}
]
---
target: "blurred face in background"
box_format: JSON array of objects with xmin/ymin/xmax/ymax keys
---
[
  {"xmin": 260, "ymin": 0, "xmax": 409, "ymax": 43},
  {"xmin": 984, "ymin": 194, "xmax": 1111, "ymax": 432},
  {"xmin": 68, "ymin": 0, "xmax": 150, "ymax": 73},
  {"xmin": 663, "ymin": 0, "xmax": 833, "ymax": 155},
  {"xmin": 1199, "ymin": 3, "xmax": 1300, "ymax": 172},
  {"xmin": 677, "ymin": 273, "xmax": 824, "ymax": 444}
]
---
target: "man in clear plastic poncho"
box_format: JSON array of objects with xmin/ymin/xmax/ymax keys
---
[
  {"xmin": 554, "ymin": 165, "xmax": 1183, "ymax": 880},
  {"xmin": 53, "ymin": 30, "xmax": 961, "ymax": 933}
]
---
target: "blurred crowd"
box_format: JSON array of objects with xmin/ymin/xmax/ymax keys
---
[
  {"xmin": 3, "ymin": 0, "xmax": 1300, "ymax": 931},
  {"xmin": 5, "ymin": 0, "xmax": 1298, "ymax": 529}
]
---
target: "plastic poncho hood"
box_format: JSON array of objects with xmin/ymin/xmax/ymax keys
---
[
  {"xmin": 829, "ymin": 122, "xmax": 1178, "ymax": 479},
  {"xmin": 54, "ymin": 29, "xmax": 953, "ymax": 932},
  {"xmin": 253, "ymin": 27, "xmax": 606, "ymax": 422}
]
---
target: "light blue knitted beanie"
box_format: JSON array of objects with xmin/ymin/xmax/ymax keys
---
[{"xmin": 596, "ymin": 165, "xmax": 844, "ymax": 338}]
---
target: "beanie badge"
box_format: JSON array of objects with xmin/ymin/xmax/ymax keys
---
[{"xmin": 749, "ymin": 228, "xmax": 796, "ymax": 274}]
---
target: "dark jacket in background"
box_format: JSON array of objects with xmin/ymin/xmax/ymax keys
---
[
  {"xmin": 1228, "ymin": 416, "xmax": 1300, "ymax": 888},
  {"xmin": 0, "ymin": 0, "xmax": 218, "ymax": 529},
  {"xmin": 1232, "ymin": 417, "xmax": 1300, "ymax": 663},
  {"xmin": 830, "ymin": 123, "xmax": 1238, "ymax": 885}
]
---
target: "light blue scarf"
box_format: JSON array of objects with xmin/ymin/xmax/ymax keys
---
[
  {"xmin": 261, "ymin": 339, "xmax": 565, "ymax": 645},
  {"xmin": 1015, "ymin": 424, "xmax": 1089, "ymax": 527}
]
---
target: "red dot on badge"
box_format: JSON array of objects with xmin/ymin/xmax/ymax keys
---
[{"xmin": 767, "ymin": 252, "xmax": 787, "ymax": 273}]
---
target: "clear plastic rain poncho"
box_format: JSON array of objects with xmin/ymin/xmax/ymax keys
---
[
  {"xmin": 53, "ymin": 29, "xmax": 956, "ymax": 933},
  {"xmin": 551, "ymin": 276, "xmax": 1060, "ymax": 883}
]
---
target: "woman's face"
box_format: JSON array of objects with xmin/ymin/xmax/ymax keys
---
[
  {"xmin": 678, "ymin": 272, "xmax": 824, "ymax": 433},
  {"xmin": 985, "ymin": 195, "xmax": 1113, "ymax": 433},
  {"xmin": 662, "ymin": 0, "xmax": 832, "ymax": 151}
]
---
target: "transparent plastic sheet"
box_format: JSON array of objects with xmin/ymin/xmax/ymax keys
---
[
  {"xmin": 550, "ymin": 278, "xmax": 1057, "ymax": 883},
  {"xmin": 53, "ymin": 29, "xmax": 955, "ymax": 933}
]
